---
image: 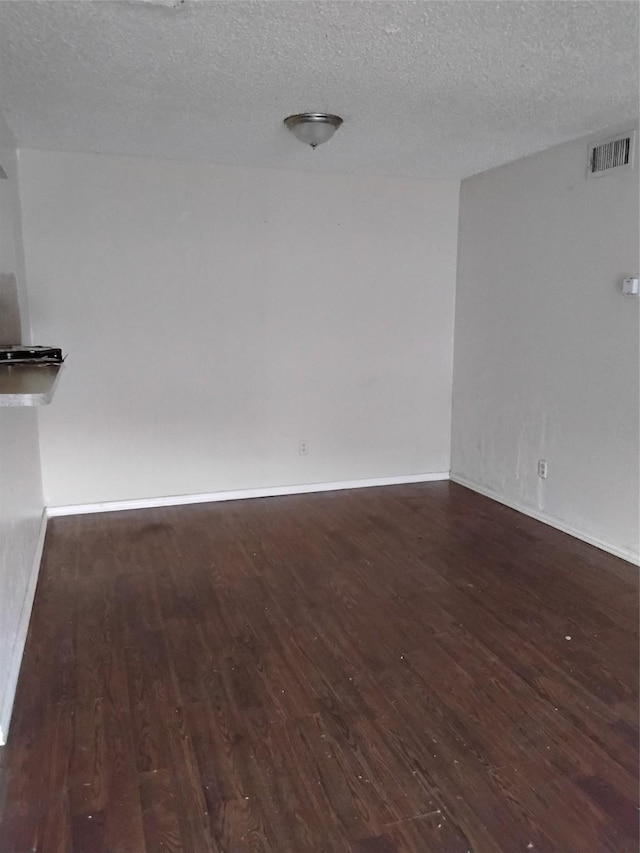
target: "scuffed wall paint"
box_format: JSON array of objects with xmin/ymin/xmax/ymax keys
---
[
  {"xmin": 452, "ymin": 125, "xmax": 640, "ymax": 561},
  {"xmin": 453, "ymin": 393, "xmax": 556, "ymax": 511}
]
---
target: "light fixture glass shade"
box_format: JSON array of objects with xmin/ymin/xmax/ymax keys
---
[{"xmin": 284, "ymin": 113, "xmax": 343, "ymax": 148}]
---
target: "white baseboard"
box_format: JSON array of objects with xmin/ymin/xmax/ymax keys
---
[
  {"xmin": 0, "ymin": 510, "xmax": 48, "ymax": 745},
  {"xmin": 450, "ymin": 473, "xmax": 640, "ymax": 566},
  {"xmin": 46, "ymin": 472, "xmax": 450, "ymax": 518}
]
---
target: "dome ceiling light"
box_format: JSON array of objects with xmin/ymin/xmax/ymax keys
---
[{"xmin": 284, "ymin": 113, "xmax": 343, "ymax": 149}]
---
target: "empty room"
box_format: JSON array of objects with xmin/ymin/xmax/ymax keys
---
[{"xmin": 0, "ymin": 1, "xmax": 638, "ymax": 851}]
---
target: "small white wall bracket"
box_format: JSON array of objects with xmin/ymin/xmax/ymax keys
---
[{"xmin": 622, "ymin": 277, "xmax": 639, "ymax": 296}]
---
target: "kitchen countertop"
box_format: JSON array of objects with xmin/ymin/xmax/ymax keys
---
[{"xmin": 0, "ymin": 363, "xmax": 63, "ymax": 406}]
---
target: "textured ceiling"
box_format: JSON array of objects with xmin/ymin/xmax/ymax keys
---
[{"xmin": 0, "ymin": 0, "xmax": 638, "ymax": 178}]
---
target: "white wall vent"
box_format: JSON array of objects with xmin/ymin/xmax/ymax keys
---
[{"xmin": 587, "ymin": 131, "xmax": 635, "ymax": 178}]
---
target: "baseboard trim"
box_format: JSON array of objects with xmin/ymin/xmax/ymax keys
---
[
  {"xmin": 0, "ymin": 510, "xmax": 48, "ymax": 745},
  {"xmin": 46, "ymin": 472, "xmax": 450, "ymax": 518},
  {"xmin": 450, "ymin": 473, "xmax": 640, "ymax": 566}
]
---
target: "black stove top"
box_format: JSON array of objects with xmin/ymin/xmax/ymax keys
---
[{"xmin": 0, "ymin": 346, "xmax": 64, "ymax": 364}]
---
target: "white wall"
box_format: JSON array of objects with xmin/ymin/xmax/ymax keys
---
[
  {"xmin": 0, "ymin": 113, "xmax": 44, "ymax": 743},
  {"xmin": 19, "ymin": 150, "xmax": 459, "ymax": 507},
  {"xmin": 452, "ymin": 126, "xmax": 640, "ymax": 562}
]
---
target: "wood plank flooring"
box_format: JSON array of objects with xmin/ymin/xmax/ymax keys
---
[{"xmin": 0, "ymin": 481, "xmax": 637, "ymax": 852}]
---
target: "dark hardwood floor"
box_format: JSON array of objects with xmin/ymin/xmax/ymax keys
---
[{"xmin": 0, "ymin": 481, "xmax": 638, "ymax": 852}]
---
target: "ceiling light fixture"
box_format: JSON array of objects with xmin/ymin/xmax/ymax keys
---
[{"xmin": 284, "ymin": 113, "xmax": 343, "ymax": 149}]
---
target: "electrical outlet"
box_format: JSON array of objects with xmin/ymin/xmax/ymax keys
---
[
  {"xmin": 298, "ymin": 440, "xmax": 309, "ymax": 456},
  {"xmin": 538, "ymin": 459, "xmax": 548, "ymax": 479}
]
